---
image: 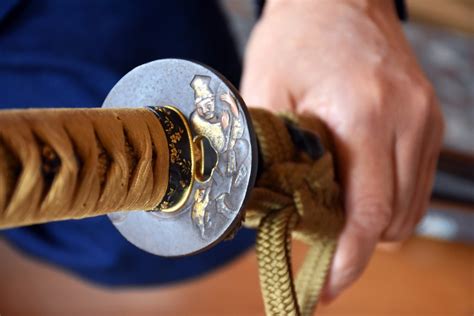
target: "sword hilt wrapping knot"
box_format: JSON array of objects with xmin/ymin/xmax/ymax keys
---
[{"xmin": 245, "ymin": 108, "xmax": 345, "ymax": 316}]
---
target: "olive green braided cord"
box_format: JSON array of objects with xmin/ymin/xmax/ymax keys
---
[
  {"xmin": 295, "ymin": 240, "xmax": 337, "ymax": 316},
  {"xmin": 256, "ymin": 207, "xmax": 300, "ymax": 315},
  {"xmin": 246, "ymin": 108, "xmax": 344, "ymax": 316}
]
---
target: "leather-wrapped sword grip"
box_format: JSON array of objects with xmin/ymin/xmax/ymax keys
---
[{"xmin": 0, "ymin": 108, "xmax": 169, "ymax": 228}]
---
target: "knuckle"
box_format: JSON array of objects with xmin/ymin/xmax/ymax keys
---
[
  {"xmin": 350, "ymin": 196, "xmax": 392, "ymax": 234},
  {"xmin": 383, "ymin": 207, "xmax": 423, "ymax": 242},
  {"xmin": 355, "ymin": 102, "xmax": 385, "ymax": 130},
  {"xmin": 382, "ymin": 226, "xmax": 408, "ymax": 242},
  {"xmin": 410, "ymin": 80, "xmax": 435, "ymax": 115},
  {"xmin": 383, "ymin": 216, "xmax": 418, "ymax": 241},
  {"xmin": 402, "ymin": 81, "xmax": 440, "ymax": 136}
]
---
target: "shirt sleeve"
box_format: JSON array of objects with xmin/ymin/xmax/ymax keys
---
[{"xmin": 255, "ymin": 0, "xmax": 408, "ymax": 21}]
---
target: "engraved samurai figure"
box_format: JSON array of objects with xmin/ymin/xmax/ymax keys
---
[{"xmin": 189, "ymin": 75, "xmax": 249, "ymax": 236}]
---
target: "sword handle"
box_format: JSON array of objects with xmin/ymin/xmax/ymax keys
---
[
  {"xmin": 0, "ymin": 59, "xmax": 337, "ymax": 259},
  {"xmin": 0, "ymin": 108, "xmax": 172, "ymax": 228}
]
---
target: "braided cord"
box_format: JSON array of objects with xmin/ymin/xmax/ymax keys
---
[
  {"xmin": 0, "ymin": 108, "xmax": 169, "ymax": 228},
  {"xmin": 295, "ymin": 240, "xmax": 337, "ymax": 316},
  {"xmin": 248, "ymin": 108, "xmax": 344, "ymax": 316},
  {"xmin": 257, "ymin": 207, "xmax": 300, "ymax": 316},
  {"xmin": 257, "ymin": 209, "xmax": 337, "ymax": 316}
]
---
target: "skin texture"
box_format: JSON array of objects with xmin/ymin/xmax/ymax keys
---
[{"xmin": 241, "ymin": 0, "xmax": 444, "ymax": 302}]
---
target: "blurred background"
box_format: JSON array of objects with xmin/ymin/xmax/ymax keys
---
[{"xmin": 0, "ymin": 0, "xmax": 473, "ymax": 315}]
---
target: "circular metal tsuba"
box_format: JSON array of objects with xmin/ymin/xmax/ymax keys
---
[{"xmin": 102, "ymin": 59, "xmax": 258, "ymax": 257}]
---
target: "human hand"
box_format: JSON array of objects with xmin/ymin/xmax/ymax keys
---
[{"xmin": 241, "ymin": 0, "xmax": 444, "ymax": 302}]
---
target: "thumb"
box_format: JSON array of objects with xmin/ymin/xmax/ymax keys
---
[{"xmin": 240, "ymin": 62, "xmax": 293, "ymax": 113}]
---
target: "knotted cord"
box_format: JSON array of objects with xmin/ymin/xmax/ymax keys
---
[{"xmin": 246, "ymin": 109, "xmax": 344, "ymax": 316}]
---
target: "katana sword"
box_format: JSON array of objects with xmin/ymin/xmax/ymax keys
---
[{"xmin": 0, "ymin": 59, "xmax": 326, "ymax": 257}]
